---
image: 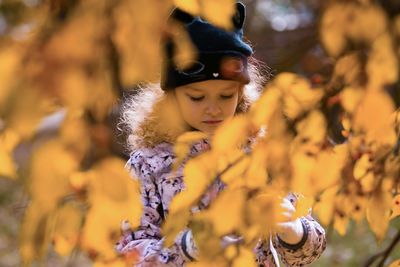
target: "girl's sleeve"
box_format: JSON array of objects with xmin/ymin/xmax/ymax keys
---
[
  {"xmin": 272, "ymin": 214, "xmax": 326, "ymax": 266},
  {"xmin": 115, "ymin": 146, "xmax": 197, "ymax": 266}
]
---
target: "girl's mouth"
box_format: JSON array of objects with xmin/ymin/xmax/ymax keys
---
[{"xmin": 203, "ymin": 120, "xmax": 222, "ymax": 125}]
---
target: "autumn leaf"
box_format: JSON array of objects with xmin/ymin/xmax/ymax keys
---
[
  {"xmin": 232, "ymin": 247, "xmax": 256, "ymax": 267},
  {"xmin": 0, "ymin": 133, "xmax": 17, "ymax": 179},
  {"xmin": 366, "ymin": 188, "xmax": 392, "ymax": 244},
  {"xmin": 194, "ymin": 188, "xmax": 245, "ymax": 236},
  {"xmin": 201, "ymin": 0, "xmax": 235, "ymax": 31},
  {"xmin": 29, "ymin": 140, "xmax": 79, "ymax": 211},
  {"xmin": 173, "ymin": 131, "xmax": 208, "ymax": 171},
  {"xmin": 390, "ymin": 195, "xmax": 400, "ymax": 220},
  {"xmin": 81, "ymin": 157, "xmax": 142, "ymax": 259},
  {"xmin": 292, "ymin": 195, "xmax": 314, "ymax": 219},
  {"xmin": 388, "ymin": 259, "xmax": 400, "ymax": 267},
  {"xmin": 314, "ymin": 185, "xmax": 340, "ymax": 226},
  {"xmin": 53, "ymin": 203, "xmax": 82, "ymax": 256},
  {"xmin": 353, "ymin": 91, "xmax": 396, "ymax": 145},
  {"xmin": 212, "ymin": 115, "xmax": 253, "ymax": 153},
  {"xmin": 19, "ymin": 202, "xmax": 55, "ymax": 264}
]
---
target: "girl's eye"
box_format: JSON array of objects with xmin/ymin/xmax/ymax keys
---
[
  {"xmin": 221, "ymin": 94, "xmax": 234, "ymax": 99},
  {"xmin": 189, "ymin": 96, "xmax": 204, "ymax": 101}
]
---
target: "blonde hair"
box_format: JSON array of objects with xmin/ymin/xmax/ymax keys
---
[{"xmin": 119, "ymin": 57, "xmax": 268, "ymax": 153}]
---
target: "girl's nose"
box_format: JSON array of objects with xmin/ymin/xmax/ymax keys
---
[{"xmin": 206, "ymin": 102, "xmax": 222, "ymax": 116}]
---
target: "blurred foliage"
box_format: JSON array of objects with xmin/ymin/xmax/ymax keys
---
[{"xmin": 0, "ymin": 0, "xmax": 399, "ymax": 266}]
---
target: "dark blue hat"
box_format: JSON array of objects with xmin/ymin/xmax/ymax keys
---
[{"xmin": 161, "ymin": 2, "xmax": 253, "ymax": 90}]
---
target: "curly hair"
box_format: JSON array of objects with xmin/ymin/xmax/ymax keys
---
[{"xmin": 119, "ymin": 57, "xmax": 269, "ymax": 154}]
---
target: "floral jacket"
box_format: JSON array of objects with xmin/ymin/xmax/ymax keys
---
[{"xmin": 115, "ymin": 140, "xmax": 326, "ymax": 266}]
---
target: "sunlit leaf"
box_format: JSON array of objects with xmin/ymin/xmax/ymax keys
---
[
  {"xmin": 81, "ymin": 157, "xmax": 142, "ymax": 259},
  {"xmin": 353, "ymin": 154, "xmax": 371, "ymax": 180},
  {"xmin": 390, "ymin": 195, "xmax": 400, "ymax": 220},
  {"xmin": 194, "ymin": 188, "xmax": 245, "ymax": 236},
  {"xmin": 232, "ymin": 247, "xmax": 256, "ymax": 267},
  {"xmin": 353, "ymin": 91, "xmax": 396, "ymax": 145},
  {"xmin": 173, "ymin": 131, "xmax": 208, "ymax": 171},
  {"xmin": 201, "ymin": 0, "xmax": 235, "ymax": 31},
  {"xmin": 212, "ymin": 115, "xmax": 252, "ymax": 153},
  {"xmin": 112, "ymin": 0, "xmax": 171, "ymax": 86},
  {"xmin": 173, "ymin": 0, "xmax": 200, "ymax": 15},
  {"xmin": 53, "ymin": 203, "xmax": 82, "ymax": 256},
  {"xmin": 19, "ymin": 202, "xmax": 55, "ymax": 264},
  {"xmin": 314, "ymin": 185, "xmax": 340, "ymax": 226},
  {"xmin": 29, "ymin": 140, "xmax": 79, "ymax": 211},
  {"xmin": 388, "ymin": 259, "xmax": 400, "ymax": 267},
  {"xmin": 366, "ymin": 188, "xmax": 392, "ymax": 244},
  {"xmin": 292, "ymin": 195, "xmax": 314, "ymax": 219}
]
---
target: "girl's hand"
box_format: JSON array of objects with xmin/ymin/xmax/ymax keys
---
[
  {"xmin": 276, "ymin": 198, "xmax": 305, "ymax": 245},
  {"xmin": 115, "ymin": 220, "xmax": 133, "ymax": 252}
]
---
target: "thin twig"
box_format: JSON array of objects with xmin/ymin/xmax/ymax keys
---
[
  {"xmin": 377, "ymin": 229, "xmax": 400, "ymax": 267},
  {"xmin": 364, "ymin": 229, "xmax": 400, "ymax": 267}
]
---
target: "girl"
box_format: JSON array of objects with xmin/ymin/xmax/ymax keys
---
[{"xmin": 116, "ymin": 2, "xmax": 326, "ymax": 266}]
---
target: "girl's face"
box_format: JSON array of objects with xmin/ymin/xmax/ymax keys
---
[{"xmin": 175, "ymin": 80, "xmax": 241, "ymax": 134}]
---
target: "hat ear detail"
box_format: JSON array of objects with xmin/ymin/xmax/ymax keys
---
[
  {"xmin": 233, "ymin": 2, "xmax": 246, "ymax": 30},
  {"xmin": 170, "ymin": 8, "xmax": 195, "ymax": 24}
]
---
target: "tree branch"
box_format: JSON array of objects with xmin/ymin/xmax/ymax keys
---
[{"xmin": 364, "ymin": 228, "xmax": 400, "ymax": 267}]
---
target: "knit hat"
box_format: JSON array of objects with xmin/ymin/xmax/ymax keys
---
[{"xmin": 161, "ymin": 2, "xmax": 253, "ymax": 90}]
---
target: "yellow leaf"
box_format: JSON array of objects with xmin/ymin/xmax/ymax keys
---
[
  {"xmin": 232, "ymin": 247, "xmax": 256, "ymax": 267},
  {"xmin": 249, "ymin": 86, "xmax": 282, "ymax": 127},
  {"xmin": 388, "ymin": 259, "xmax": 400, "ymax": 267},
  {"xmin": 86, "ymin": 157, "xmax": 142, "ymax": 223},
  {"xmin": 19, "ymin": 202, "xmax": 55, "ymax": 264},
  {"xmin": 367, "ymin": 33, "xmax": 398, "ymax": 88},
  {"xmin": 290, "ymin": 152, "xmax": 315, "ymax": 197},
  {"xmin": 0, "ymin": 142, "xmax": 17, "ymax": 179},
  {"xmin": 340, "ymin": 86, "xmax": 365, "ymax": 113},
  {"xmin": 314, "ymin": 185, "xmax": 340, "ymax": 226},
  {"xmin": 93, "ymin": 258, "xmax": 129, "ymax": 267},
  {"xmin": 173, "ymin": 0, "xmax": 200, "ymax": 15},
  {"xmin": 333, "ymin": 194, "xmax": 349, "ymax": 236},
  {"xmin": 353, "ymin": 154, "xmax": 371, "ymax": 180},
  {"xmin": 53, "ymin": 203, "xmax": 82, "ymax": 256},
  {"xmin": 7, "ymin": 87, "xmax": 52, "ymax": 141},
  {"xmin": 163, "ymin": 209, "xmax": 191, "ymax": 247},
  {"xmin": 333, "ymin": 209, "xmax": 349, "ymax": 236},
  {"xmin": 112, "ymin": 0, "xmax": 171, "ymax": 86},
  {"xmin": 390, "ymin": 195, "xmax": 400, "ymax": 220},
  {"xmin": 366, "ymin": 188, "xmax": 392, "ymax": 244},
  {"xmin": 173, "ymin": 131, "xmax": 208, "ymax": 171},
  {"xmin": 171, "ymin": 21, "xmax": 198, "ymax": 71},
  {"xmin": 295, "ymin": 110, "xmax": 326, "ymax": 145},
  {"xmin": 219, "ymin": 152, "xmax": 249, "ymax": 185},
  {"xmin": 59, "ymin": 114, "xmax": 91, "ymax": 161},
  {"xmin": 353, "ymin": 91, "xmax": 396, "ymax": 145},
  {"xmin": 86, "ymin": 73, "xmax": 117, "ymax": 122},
  {"xmin": 312, "ymin": 145, "xmax": 347, "ymax": 192},
  {"xmin": 170, "ymin": 152, "xmax": 216, "ymax": 212},
  {"xmin": 276, "ymin": 73, "xmax": 323, "ymax": 120},
  {"xmin": 201, "ymin": 0, "xmax": 235, "ymax": 31},
  {"xmin": 319, "ymin": 3, "xmax": 348, "ymax": 57},
  {"xmin": 81, "ymin": 157, "xmax": 142, "ymax": 259},
  {"xmin": 0, "ymin": 46, "xmax": 21, "ymax": 108},
  {"xmin": 293, "ymin": 195, "xmax": 314, "ymax": 219},
  {"xmin": 360, "ymin": 172, "xmax": 376, "ymax": 193},
  {"xmin": 212, "ymin": 115, "xmax": 252, "ymax": 153},
  {"xmin": 195, "ymin": 188, "xmax": 245, "ymax": 236},
  {"xmin": 29, "ymin": 140, "xmax": 79, "ymax": 211},
  {"xmin": 244, "ymin": 144, "xmax": 268, "ymax": 189},
  {"xmin": 333, "ymin": 53, "xmax": 363, "ymax": 86},
  {"xmin": 246, "ymin": 190, "xmax": 285, "ymax": 236}
]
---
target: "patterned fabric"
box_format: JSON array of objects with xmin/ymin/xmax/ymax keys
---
[{"xmin": 115, "ymin": 140, "xmax": 326, "ymax": 266}]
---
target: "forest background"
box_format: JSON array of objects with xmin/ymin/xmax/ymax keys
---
[{"xmin": 0, "ymin": 0, "xmax": 400, "ymax": 266}]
